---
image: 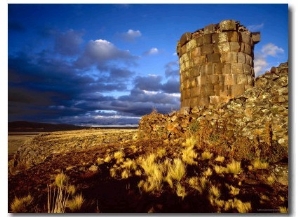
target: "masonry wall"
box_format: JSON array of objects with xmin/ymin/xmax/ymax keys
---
[{"xmin": 177, "ymin": 20, "xmax": 260, "ymax": 108}]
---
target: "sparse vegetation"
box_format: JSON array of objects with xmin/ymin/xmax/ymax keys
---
[{"xmin": 9, "ymin": 126, "xmax": 288, "ymax": 213}]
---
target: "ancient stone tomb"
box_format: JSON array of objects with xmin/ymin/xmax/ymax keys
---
[{"xmin": 177, "ymin": 19, "xmax": 260, "ymax": 108}]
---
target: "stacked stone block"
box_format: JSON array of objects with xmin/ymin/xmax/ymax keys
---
[{"xmin": 177, "ymin": 20, "xmax": 260, "ymax": 108}]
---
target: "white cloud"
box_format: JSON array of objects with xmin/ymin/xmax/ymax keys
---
[
  {"xmin": 254, "ymin": 43, "xmax": 284, "ymax": 76},
  {"xmin": 127, "ymin": 29, "xmax": 141, "ymax": 38},
  {"xmin": 247, "ymin": 23, "xmax": 264, "ymax": 32},
  {"xmin": 254, "ymin": 56, "xmax": 268, "ymax": 76},
  {"xmin": 261, "ymin": 43, "xmax": 284, "ymax": 57},
  {"xmin": 143, "ymin": 47, "xmax": 159, "ymax": 56},
  {"xmin": 121, "ymin": 29, "xmax": 142, "ymax": 41},
  {"xmin": 75, "ymin": 39, "xmax": 136, "ymax": 68}
]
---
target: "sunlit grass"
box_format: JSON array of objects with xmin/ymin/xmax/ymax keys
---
[
  {"xmin": 279, "ymin": 206, "xmax": 288, "ymax": 213},
  {"xmin": 209, "ymin": 185, "xmax": 221, "ymax": 199},
  {"xmin": 66, "ymin": 194, "xmax": 84, "ymax": 212},
  {"xmin": 214, "ymin": 165, "xmax": 227, "ymax": 174},
  {"xmin": 203, "ymin": 167, "xmax": 213, "ymax": 177},
  {"xmin": 181, "ymin": 146, "xmax": 197, "ymax": 165},
  {"xmin": 214, "ymin": 155, "xmax": 225, "ymax": 163},
  {"xmin": 157, "ymin": 147, "xmax": 166, "ymax": 158},
  {"xmin": 183, "ymin": 136, "xmax": 197, "ymax": 147},
  {"xmin": 233, "ymin": 198, "xmax": 251, "ymax": 213},
  {"xmin": 10, "ymin": 195, "xmax": 33, "ymax": 213},
  {"xmin": 176, "ymin": 183, "xmax": 187, "ymax": 199},
  {"xmin": 201, "ymin": 151, "xmax": 213, "ymax": 160},
  {"xmin": 252, "ymin": 158, "xmax": 269, "ymax": 169},
  {"xmin": 226, "ymin": 160, "xmax": 242, "ymax": 175}
]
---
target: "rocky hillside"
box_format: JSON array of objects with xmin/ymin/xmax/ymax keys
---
[{"xmin": 138, "ymin": 62, "xmax": 288, "ymax": 163}]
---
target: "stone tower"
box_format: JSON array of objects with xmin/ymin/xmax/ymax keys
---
[{"xmin": 177, "ymin": 19, "xmax": 260, "ymax": 109}]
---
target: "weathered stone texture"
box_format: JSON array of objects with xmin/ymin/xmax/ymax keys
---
[
  {"xmin": 177, "ymin": 20, "xmax": 260, "ymax": 109},
  {"xmin": 138, "ymin": 62, "xmax": 288, "ymax": 162}
]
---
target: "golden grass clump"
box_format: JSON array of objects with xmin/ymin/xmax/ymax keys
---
[
  {"xmin": 233, "ymin": 198, "xmax": 251, "ymax": 213},
  {"xmin": 226, "ymin": 160, "xmax": 242, "ymax": 175},
  {"xmin": 139, "ymin": 154, "xmax": 164, "ymax": 192},
  {"xmin": 214, "ymin": 155, "xmax": 225, "ymax": 163},
  {"xmin": 181, "ymin": 146, "xmax": 198, "ymax": 165},
  {"xmin": 188, "ymin": 177, "xmax": 201, "ymax": 192},
  {"xmin": 48, "ymin": 172, "xmax": 74, "ymax": 213},
  {"xmin": 55, "ymin": 172, "xmax": 69, "ymax": 188},
  {"xmin": 203, "ymin": 167, "xmax": 213, "ymax": 177},
  {"xmin": 66, "ymin": 194, "xmax": 84, "ymax": 212},
  {"xmin": 183, "ymin": 136, "xmax": 197, "ymax": 147},
  {"xmin": 214, "ymin": 165, "xmax": 227, "ymax": 174},
  {"xmin": 96, "ymin": 157, "xmax": 104, "ymax": 165},
  {"xmin": 209, "ymin": 185, "xmax": 221, "ymax": 199},
  {"xmin": 121, "ymin": 169, "xmax": 130, "ymax": 179},
  {"xmin": 267, "ymin": 174, "xmax": 276, "ymax": 185},
  {"xmin": 114, "ymin": 151, "xmax": 125, "ymax": 164},
  {"xmin": 167, "ymin": 158, "xmax": 186, "ymax": 182},
  {"xmin": 201, "ymin": 151, "xmax": 213, "ymax": 160},
  {"xmin": 104, "ymin": 155, "xmax": 112, "ymax": 163},
  {"xmin": 157, "ymin": 148, "xmax": 167, "ymax": 158},
  {"xmin": 176, "ymin": 183, "xmax": 187, "ymax": 199},
  {"xmin": 279, "ymin": 206, "xmax": 288, "ymax": 213},
  {"xmin": 10, "ymin": 195, "xmax": 33, "ymax": 213},
  {"xmin": 121, "ymin": 158, "xmax": 137, "ymax": 171},
  {"xmin": 252, "ymin": 158, "xmax": 269, "ymax": 169},
  {"xmin": 227, "ymin": 185, "xmax": 240, "ymax": 196}
]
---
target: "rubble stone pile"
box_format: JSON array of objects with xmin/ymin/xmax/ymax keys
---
[{"xmin": 138, "ymin": 62, "xmax": 288, "ymax": 162}]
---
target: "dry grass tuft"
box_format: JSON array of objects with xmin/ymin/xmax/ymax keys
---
[
  {"xmin": 201, "ymin": 151, "xmax": 213, "ymax": 160},
  {"xmin": 214, "ymin": 155, "xmax": 225, "ymax": 163},
  {"xmin": 10, "ymin": 195, "xmax": 33, "ymax": 213},
  {"xmin": 66, "ymin": 194, "xmax": 84, "ymax": 212},
  {"xmin": 226, "ymin": 160, "xmax": 242, "ymax": 175},
  {"xmin": 181, "ymin": 146, "xmax": 197, "ymax": 165},
  {"xmin": 252, "ymin": 158, "xmax": 269, "ymax": 169}
]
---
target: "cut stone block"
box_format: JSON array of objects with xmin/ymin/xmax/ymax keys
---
[
  {"xmin": 201, "ymin": 44, "xmax": 214, "ymax": 54},
  {"xmin": 231, "ymin": 84, "xmax": 245, "ymax": 96},
  {"xmin": 180, "ymin": 32, "xmax": 192, "ymax": 46},
  {"xmin": 218, "ymin": 42, "xmax": 230, "ymax": 53},
  {"xmin": 237, "ymin": 52, "xmax": 246, "ymax": 64},
  {"xmin": 204, "ymin": 24, "xmax": 216, "ymax": 34},
  {"xmin": 224, "ymin": 74, "xmax": 237, "ymax": 85},
  {"xmin": 252, "ymin": 32, "xmax": 261, "ymax": 44},
  {"xmin": 186, "ymin": 39, "xmax": 197, "ymax": 52},
  {"xmin": 207, "ymin": 53, "xmax": 221, "ymax": 63},
  {"xmin": 219, "ymin": 19, "xmax": 237, "ymax": 31},
  {"xmin": 236, "ymin": 74, "xmax": 248, "ymax": 84},
  {"xmin": 230, "ymin": 42, "xmax": 241, "ymax": 52},
  {"xmin": 203, "ymin": 34, "xmax": 212, "ymax": 44},
  {"xmin": 231, "ymin": 63, "xmax": 244, "ymax": 74}
]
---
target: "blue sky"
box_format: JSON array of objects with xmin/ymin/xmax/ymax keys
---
[{"xmin": 7, "ymin": 3, "xmax": 288, "ymax": 126}]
